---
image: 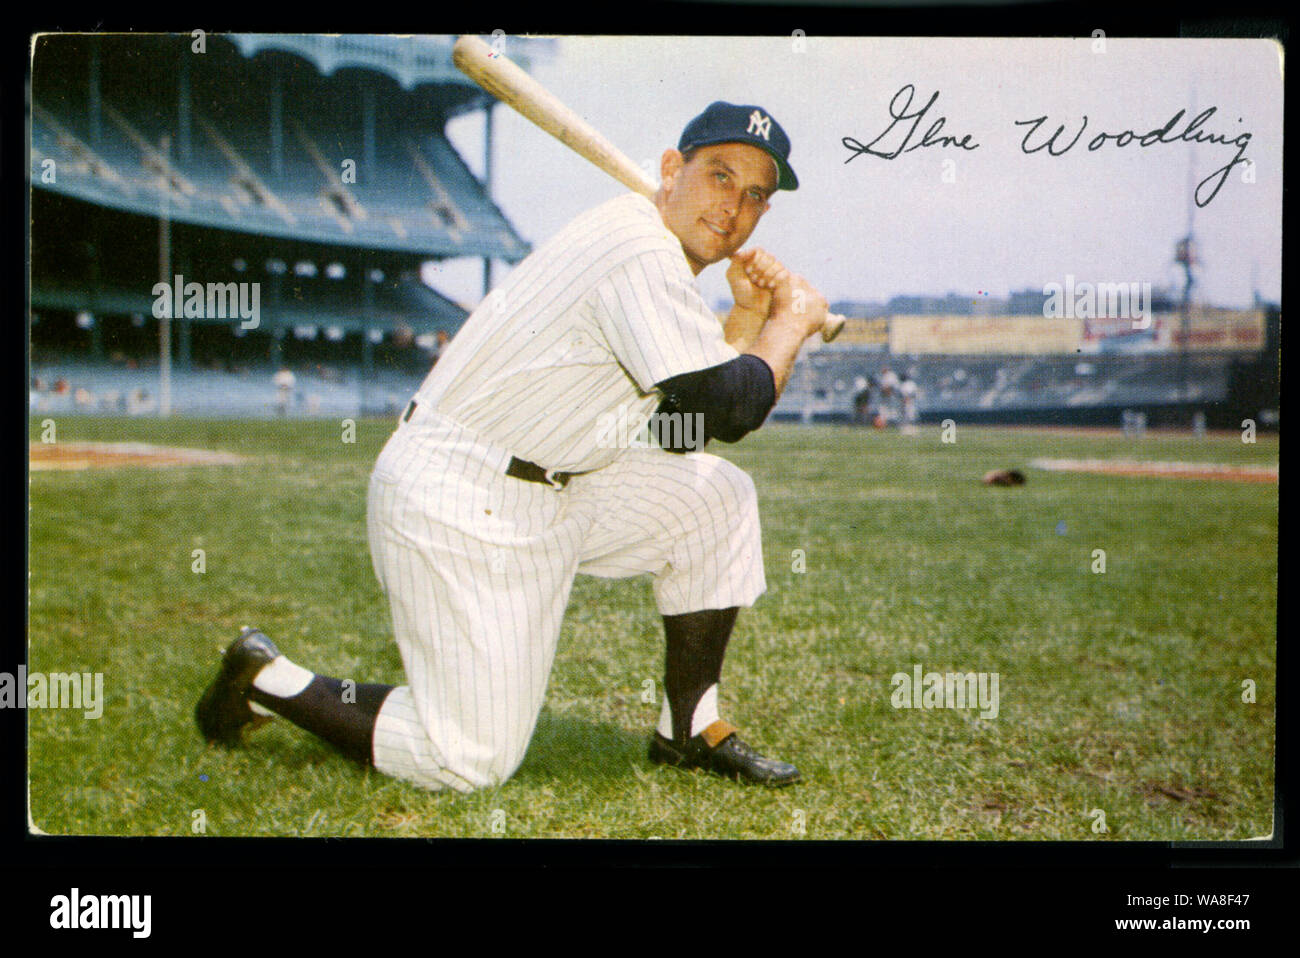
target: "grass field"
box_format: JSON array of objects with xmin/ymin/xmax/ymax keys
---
[{"xmin": 27, "ymin": 415, "xmax": 1278, "ymax": 840}]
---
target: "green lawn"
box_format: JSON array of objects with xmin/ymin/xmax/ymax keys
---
[{"xmin": 27, "ymin": 416, "xmax": 1278, "ymax": 840}]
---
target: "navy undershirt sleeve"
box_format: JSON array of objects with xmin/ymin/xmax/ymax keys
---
[{"xmin": 653, "ymin": 354, "xmax": 777, "ymax": 447}]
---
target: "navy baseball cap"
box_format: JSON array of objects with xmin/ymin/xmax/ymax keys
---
[{"xmin": 678, "ymin": 101, "xmax": 798, "ymax": 191}]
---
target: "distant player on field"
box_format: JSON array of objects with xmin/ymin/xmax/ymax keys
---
[{"xmin": 899, "ymin": 373, "xmax": 919, "ymax": 434}]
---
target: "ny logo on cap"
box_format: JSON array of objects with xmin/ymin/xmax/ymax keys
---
[{"xmin": 746, "ymin": 110, "xmax": 772, "ymax": 141}]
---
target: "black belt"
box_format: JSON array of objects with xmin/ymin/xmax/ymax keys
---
[
  {"xmin": 404, "ymin": 400, "xmax": 586, "ymax": 490},
  {"xmin": 505, "ymin": 456, "xmax": 588, "ymax": 490}
]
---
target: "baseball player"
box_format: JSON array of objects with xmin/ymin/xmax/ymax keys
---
[
  {"xmin": 197, "ymin": 102, "xmax": 827, "ymax": 792},
  {"xmin": 899, "ymin": 373, "xmax": 919, "ymax": 434}
]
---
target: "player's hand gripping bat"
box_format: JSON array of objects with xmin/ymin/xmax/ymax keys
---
[{"xmin": 452, "ymin": 34, "xmax": 846, "ymax": 343}]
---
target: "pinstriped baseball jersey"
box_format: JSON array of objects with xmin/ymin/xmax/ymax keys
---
[
  {"xmin": 363, "ymin": 190, "xmax": 768, "ymax": 792},
  {"xmin": 413, "ymin": 192, "xmax": 739, "ymax": 473}
]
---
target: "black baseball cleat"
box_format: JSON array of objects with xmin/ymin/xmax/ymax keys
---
[
  {"xmin": 648, "ymin": 720, "xmax": 801, "ymax": 786},
  {"xmin": 195, "ymin": 627, "xmax": 281, "ymax": 746}
]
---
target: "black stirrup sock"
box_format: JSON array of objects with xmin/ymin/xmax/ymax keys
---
[
  {"xmin": 252, "ymin": 677, "xmax": 395, "ymax": 765},
  {"xmin": 662, "ymin": 607, "xmax": 739, "ymax": 745}
]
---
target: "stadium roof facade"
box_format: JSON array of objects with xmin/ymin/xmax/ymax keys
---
[
  {"xmin": 227, "ymin": 34, "xmax": 554, "ymax": 101},
  {"xmin": 30, "ymin": 33, "xmax": 539, "ymax": 261}
]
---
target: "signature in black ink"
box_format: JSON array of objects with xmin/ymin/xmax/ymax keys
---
[
  {"xmin": 842, "ymin": 82, "xmax": 1253, "ymax": 209},
  {"xmin": 842, "ymin": 84, "xmax": 980, "ymax": 161},
  {"xmin": 1014, "ymin": 107, "xmax": 1251, "ymax": 207}
]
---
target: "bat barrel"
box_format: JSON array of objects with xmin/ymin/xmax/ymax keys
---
[
  {"xmin": 453, "ymin": 35, "xmax": 657, "ymax": 198},
  {"xmin": 453, "ymin": 35, "xmax": 844, "ymax": 343}
]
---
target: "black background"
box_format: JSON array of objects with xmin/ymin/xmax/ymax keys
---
[{"xmin": 8, "ymin": 1, "xmax": 1294, "ymax": 941}]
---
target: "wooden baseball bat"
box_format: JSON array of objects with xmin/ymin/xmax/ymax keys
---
[{"xmin": 453, "ymin": 34, "xmax": 846, "ymax": 343}]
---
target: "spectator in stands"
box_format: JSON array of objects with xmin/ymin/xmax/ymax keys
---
[
  {"xmin": 127, "ymin": 388, "xmax": 154, "ymax": 416},
  {"xmin": 273, "ymin": 367, "xmax": 297, "ymax": 416},
  {"xmin": 433, "ymin": 329, "xmax": 450, "ymax": 363}
]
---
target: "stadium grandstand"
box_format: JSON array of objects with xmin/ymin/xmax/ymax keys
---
[
  {"xmin": 774, "ymin": 302, "xmax": 1279, "ymax": 430},
  {"xmin": 30, "ymin": 33, "xmax": 547, "ymax": 417}
]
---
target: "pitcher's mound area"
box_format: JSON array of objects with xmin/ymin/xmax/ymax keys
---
[
  {"xmin": 1030, "ymin": 458, "xmax": 1276, "ymax": 483},
  {"xmin": 30, "ymin": 442, "xmax": 249, "ymax": 471}
]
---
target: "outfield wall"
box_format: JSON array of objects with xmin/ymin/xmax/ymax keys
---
[{"xmin": 831, "ymin": 309, "xmax": 1268, "ymax": 355}]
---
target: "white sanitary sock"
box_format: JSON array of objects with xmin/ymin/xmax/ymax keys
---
[
  {"xmin": 656, "ymin": 683, "xmax": 720, "ymax": 739},
  {"xmin": 252, "ymin": 655, "xmax": 314, "ymax": 699}
]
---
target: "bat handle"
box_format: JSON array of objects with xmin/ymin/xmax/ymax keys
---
[{"xmin": 822, "ymin": 313, "xmax": 846, "ymax": 343}]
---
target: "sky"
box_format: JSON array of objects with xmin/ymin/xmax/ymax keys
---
[{"xmin": 437, "ymin": 35, "xmax": 1282, "ymax": 312}]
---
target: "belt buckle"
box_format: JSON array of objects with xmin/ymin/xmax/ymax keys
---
[{"xmin": 543, "ymin": 467, "xmax": 566, "ymax": 490}]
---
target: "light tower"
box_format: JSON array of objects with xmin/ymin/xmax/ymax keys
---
[{"xmin": 1173, "ymin": 88, "xmax": 1201, "ymax": 409}]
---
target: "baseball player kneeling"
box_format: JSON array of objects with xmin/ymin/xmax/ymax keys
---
[{"xmin": 197, "ymin": 102, "xmax": 827, "ymax": 790}]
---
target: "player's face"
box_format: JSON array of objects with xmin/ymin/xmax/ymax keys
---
[{"xmin": 658, "ymin": 143, "xmax": 777, "ymax": 275}]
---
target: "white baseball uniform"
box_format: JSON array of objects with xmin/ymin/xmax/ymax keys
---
[
  {"xmin": 365, "ymin": 192, "xmax": 768, "ymax": 792},
  {"xmin": 900, "ymin": 378, "xmax": 918, "ymax": 424}
]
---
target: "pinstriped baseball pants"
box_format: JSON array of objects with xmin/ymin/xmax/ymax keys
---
[{"xmin": 365, "ymin": 408, "xmax": 766, "ymax": 793}]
